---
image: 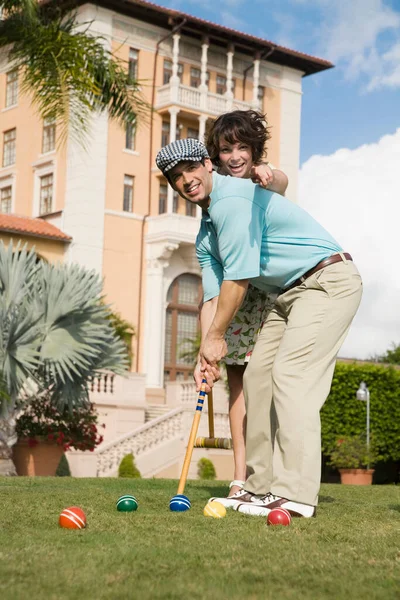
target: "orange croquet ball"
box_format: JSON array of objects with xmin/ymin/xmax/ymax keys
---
[
  {"xmin": 266, "ymin": 508, "xmax": 291, "ymax": 526},
  {"xmin": 59, "ymin": 506, "xmax": 87, "ymax": 530}
]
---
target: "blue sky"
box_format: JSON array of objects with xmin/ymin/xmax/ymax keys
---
[
  {"xmin": 157, "ymin": 0, "xmax": 400, "ymax": 163},
  {"xmin": 154, "ymin": 0, "xmax": 400, "ymax": 358}
]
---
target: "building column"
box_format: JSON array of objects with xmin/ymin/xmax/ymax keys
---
[
  {"xmin": 197, "ymin": 114, "xmax": 208, "ymax": 218},
  {"xmin": 278, "ymin": 66, "xmax": 303, "ymax": 202},
  {"xmin": 252, "ymin": 52, "xmax": 261, "ymax": 108},
  {"xmin": 167, "ymin": 107, "xmax": 180, "ymax": 213},
  {"xmin": 143, "ymin": 243, "xmax": 179, "ymax": 389},
  {"xmin": 63, "ymin": 6, "xmax": 112, "ymax": 274},
  {"xmin": 198, "ymin": 114, "xmax": 208, "ymax": 142},
  {"xmin": 225, "ymin": 44, "xmax": 234, "ymax": 111},
  {"xmin": 170, "ymin": 33, "xmax": 180, "ymax": 102},
  {"xmin": 199, "ymin": 38, "xmax": 209, "ymax": 111}
]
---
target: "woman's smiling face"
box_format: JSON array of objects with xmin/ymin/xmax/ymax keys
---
[{"xmin": 218, "ymin": 136, "xmax": 253, "ymax": 179}]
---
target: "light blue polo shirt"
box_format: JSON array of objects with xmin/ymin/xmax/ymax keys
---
[{"xmin": 196, "ymin": 172, "xmax": 342, "ymax": 301}]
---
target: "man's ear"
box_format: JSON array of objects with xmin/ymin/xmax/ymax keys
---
[{"xmin": 205, "ymin": 158, "xmax": 213, "ymax": 173}]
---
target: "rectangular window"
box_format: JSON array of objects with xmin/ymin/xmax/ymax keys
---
[
  {"xmin": 161, "ymin": 121, "xmax": 170, "ymax": 147},
  {"xmin": 125, "ymin": 122, "xmax": 135, "ymax": 150},
  {"xmin": 42, "ymin": 118, "xmax": 56, "ymax": 153},
  {"xmin": 185, "ymin": 200, "xmax": 196, "ymax": 217},
  {"xmin": 5, "ymin": 70, "xmax": 18, "ymax": 108},
  {"xmin": 190, "ymin": 69, "xmax": 209, "ymax": 88},
  {"xmin": 187, "ymin": 127, "xmax": 199, "ymax": 139},
  {"xmin": 3, "ymin": 128, "xmax": 16, "ymax": 167},
  {"xmin": 190, "ymin": 67, "xmax": 201, "ymax": 88},
  {"xmin": 39, "ymin": 173, "xmax": 53, "ymax": 215},
  {"xmin": 0, "ymin": 186, "xmax": 12, "ymax": 213},
  {"xmin": 123, "ymin": 175, "xmax": 134, "ymax": 212},
  {"xmin": 173, "ymin": 190, "xmax": 179, "ymax": 213},
  {"xmin": 258, "ymin": 85, "xmax": 264, "ymax": 101},
  {"xmin": 177, "ymin": 312, "xmax": 198, "ymax": 364},
  {"xmin": 159, "ymin": 183, "xmax": 167, "ymax": 214},
  {"xmin": 216, "ymin": 75, "xmax": 227, "ymax": 95},
  {"xmin": 128, "ymin": 48, "xmax": 138, "ymax": 82},
  {"xmin": 163, "ymin": 60, "xmax": 183, "ymax": 85}
]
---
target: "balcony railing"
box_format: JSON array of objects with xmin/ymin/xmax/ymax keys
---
[
  {"xmin": 156, "ymin": 83, "xmax": 259, "ymax": 116},
  {"xmin": 146, "ymin": 212, "xmax": 200, "ymax": 245}
]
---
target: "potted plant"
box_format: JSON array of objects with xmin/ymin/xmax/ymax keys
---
[
  {"xmin": 328, "ymin": 435, "xmax": 378, "ymax": 485},
  {"xmin": 13, "ymin": 395, "xmax": 105, "ymax": 476}
]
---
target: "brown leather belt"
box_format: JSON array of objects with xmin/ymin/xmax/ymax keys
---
[{"xmin": 282, "ymin": 252, "xmax": 353, "ymax": 294}]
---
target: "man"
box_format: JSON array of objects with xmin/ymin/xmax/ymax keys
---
[{"xmin": 156, "ymin": 139, "xmax": 362, "ymax": 518}]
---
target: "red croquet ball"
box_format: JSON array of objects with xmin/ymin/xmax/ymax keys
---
[
  {"xmin": 59, "ymin": 506, "xmax": 87, "ymax": 529},
  {"xmin": 267, "ymin": 508, "xmax": 291, "ymax": 526}
]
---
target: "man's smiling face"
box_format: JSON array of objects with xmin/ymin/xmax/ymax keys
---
[{"xmin": 169, "ymin": 159, "xmax": 213, "ymax": 209}]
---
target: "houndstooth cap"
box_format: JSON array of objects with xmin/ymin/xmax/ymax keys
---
[{"xmin": 156, "ymin": 138, "xmax": 210, "ymax": 175}]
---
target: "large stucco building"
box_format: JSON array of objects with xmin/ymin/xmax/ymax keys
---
[{"xmin": 0, "ymin": 0, "xmax": 332, "ymax": 478}]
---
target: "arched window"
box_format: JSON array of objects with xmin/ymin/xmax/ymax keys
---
[{"xmin": 164, "ymin": 273, "xmax": 202, "ymax": 382}]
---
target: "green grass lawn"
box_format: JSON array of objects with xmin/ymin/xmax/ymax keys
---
[{"xmin": 0, "ymin": 478, "xmax": 399, "ymax": 600}]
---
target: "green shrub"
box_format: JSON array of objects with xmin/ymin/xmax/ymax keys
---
[
  {"xmin": 322, "ymin": 362, "xmax": 400, "ymax": 463},
  {"xmin": 328, "ymin": 435, "xmax": 379, "ymax": 469},
  {"xmin": 197, "ymin": 457, "xmax": 216, "ymax": 480},
  {"xmin": 55, "ymin": 454, "xmax": 71, "ymax": 477},
  {"xmin": 118, "ymin": 453, "xmax": 141, "ymax": 478}
]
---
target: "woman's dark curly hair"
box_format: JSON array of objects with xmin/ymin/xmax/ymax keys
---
[{"xmin": 206, "ymin": 110, "xmax": 271, "ymax": 167}]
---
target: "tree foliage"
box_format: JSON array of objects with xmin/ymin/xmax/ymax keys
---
[
  {"xmin": 108, "ymin": 310, "xmax": 135, "ymax": 368},
  {"xmin": 374, "ymin": 343, "xmax": 400, "ymax": 365},
  {"xmin": 0, "ymin": 0, "xmax": 148, "ymax": 147},
  {"xmin": 322, "ymin": 362, "xmax": 400, "ymax": 463}
]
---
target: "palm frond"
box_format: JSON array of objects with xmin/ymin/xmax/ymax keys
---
[
  {"xmin": 0, "ymin": 5, "xmax": 149, "ymax": 148},
  {"xmin": 0, "ymin": 241, "xmax": 128, "ymax": 410},
  {"xmin": 0, "ymin": 241, "xmax": 38, "ymax": 310}
]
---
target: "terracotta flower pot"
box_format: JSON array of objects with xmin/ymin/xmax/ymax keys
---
[
  {"xmin": 339, "ymin": 468, "xmax": 375, "ymax": 485},
  {"xmin": 13, "ymin": 438, "xmax": 64, "ymax": 476}
]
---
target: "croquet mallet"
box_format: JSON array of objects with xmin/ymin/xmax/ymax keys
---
[
  {"xmin": 177, "ymin": 378, "xmax": 208, "ymax": 495},
  {"xmin": 194, "ymin": 385, "xmax": 232, "ymax": 449},
  {"xmin": 176, "ymin": 380, "xmax": 232, "ymax": 495}
]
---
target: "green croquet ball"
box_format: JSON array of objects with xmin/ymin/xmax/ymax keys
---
[{"xmin": 116, "ymin": 494, "xmax": 138, "ymax": 512}]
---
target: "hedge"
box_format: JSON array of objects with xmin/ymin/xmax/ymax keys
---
[
  {"xmin": 197, "ymin": 457, "xmax": 217, "ymax": 480},
  {"xmin": 321, "ymin": 362, "xmax": 400, "ymax": 462},
  {"xmin": 118, "ymin": 453, "xmax": 141, "ymax": 478}
]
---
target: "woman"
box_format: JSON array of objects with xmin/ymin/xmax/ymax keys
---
[{"xmin": 201, "ymin": 110, "xmax": 288, "ymax": 504}]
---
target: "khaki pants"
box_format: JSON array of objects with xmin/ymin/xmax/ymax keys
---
[{"xmin": 243, "ymin": 259, "xmax": 363, "ymax": 506}]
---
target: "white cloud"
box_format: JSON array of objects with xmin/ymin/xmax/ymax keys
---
[
  {"xmin": 298, "ymin": 128, "xmax": 400, "ymax": 359},
  {"xmin": 316, "ymin": 0, "xmax": 400, "ymax": 91}
]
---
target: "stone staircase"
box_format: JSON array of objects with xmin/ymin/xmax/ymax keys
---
[
  {"xmin": 67, "ymin": 381, "xmax": 231, "ymax": 479},
  {"xmin": 144, "ymin": 405, "xmax": 172, "ymax": 423}
]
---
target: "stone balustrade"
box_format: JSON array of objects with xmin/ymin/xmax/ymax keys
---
[{"xmin": 156, "ymin": 82, "xmax": 259, "ymax": 116}]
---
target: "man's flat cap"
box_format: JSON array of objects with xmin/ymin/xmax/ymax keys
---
[{"xmin": 156, "ymin": 138, "xmax": 210, "ymax": 175}]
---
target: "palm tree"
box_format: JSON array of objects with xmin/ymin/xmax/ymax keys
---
[
  {"xmin": 0, "ymin": 0, "xmax": 148, "ymax": 147},
  {"xmin": 0, "ymin": 241, "xmax": 128, "ymax": 474}
]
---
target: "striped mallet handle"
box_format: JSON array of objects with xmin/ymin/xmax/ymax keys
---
[
  {"xmin": 207, "ymin": 388, "xmax": 215, "ymax": 438},
  {"xmin": 177, "ymin": 379, "xmax": 207, "ymax": 496}
]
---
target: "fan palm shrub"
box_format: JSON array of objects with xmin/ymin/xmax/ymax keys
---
[{"xmin": 0, "ymin": 241, "xmax": 128, "ymax": 472}]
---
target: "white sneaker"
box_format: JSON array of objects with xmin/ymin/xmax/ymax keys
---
[
  {"xmin": 208, "ymin": 489, "xmax": 264, "ymax": 509},
  {"xmin": 236, "ymin": 493, "xmax": 316, "ymax": 518}
]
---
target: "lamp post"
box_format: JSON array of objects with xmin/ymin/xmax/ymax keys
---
[{"xmin": 356, "ymin": 381, "xmax": 370, "ymax": 469}]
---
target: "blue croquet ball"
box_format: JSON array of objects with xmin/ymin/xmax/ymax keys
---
[
  {"xmin": 169, "ymin": 494, "xmax": 191, "ymax": 512},
  {"xmin": 116, "ymin": 494, "xmax": 138, "ymax": 512}
]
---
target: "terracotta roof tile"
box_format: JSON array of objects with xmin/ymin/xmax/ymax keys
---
[
  {"xmin": 120, "ymin": 0, "xmax": 334, "ymax": 71},
  {"xmin": 0, "ymin": 213, "xmax": 71, "ymax": 242}
]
